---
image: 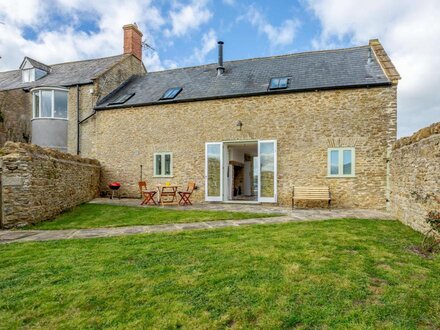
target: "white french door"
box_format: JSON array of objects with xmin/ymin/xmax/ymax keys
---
[
  {"xmin": 205, "ymin": 142, "xmax": 223, "ymax": 201},
  {"xmin": 258, "ymin": 140, "xmax": 277, "ymax": 203}
]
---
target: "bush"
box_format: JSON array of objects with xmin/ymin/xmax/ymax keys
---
[{"xmin": 421, "ymin": 211, "xmax": 440, "ymax": 254}]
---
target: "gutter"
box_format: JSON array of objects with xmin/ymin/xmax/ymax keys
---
[
  {"xmin": 94, "ymin": 82, "xmax": 392, "ymax": 111},
  {"xmin": 79, "ymin": 109, "xmax": 96, "ymax": 125}
]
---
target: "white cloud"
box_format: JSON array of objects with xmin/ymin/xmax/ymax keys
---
[
  {"xmin": 0, "ymin": 0, "xmax": 46, "ymax": 26},
  {"xmin": 244, "ymin": 6, "xmax": 300, "ymax": 48},
  {"xmin": 164, "ymin": 0, "xmax": 212, "ymax": 37},
  {"xmin": 192, "ymin": 29, "xmax": 217, "ymax": 64},
  {"xmin": 0, "ymin": 0, "xmax": 168, "ymax": 71},
  {"xmin": 306, "ymin": 0, "xmax": 440, "ymax": 137}
]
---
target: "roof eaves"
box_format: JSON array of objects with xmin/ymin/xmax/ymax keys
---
[{"xmin": 94, "ymin": 82, "xmax": 392, "ymax": 111}]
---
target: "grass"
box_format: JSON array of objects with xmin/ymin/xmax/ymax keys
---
[
  {"xmin": 24, "ymin": 204, "xmax": 280, "ymax": 230},
  {"xmin": 1, "ymin": 219, "xmax": 440, "ymax": 329}
]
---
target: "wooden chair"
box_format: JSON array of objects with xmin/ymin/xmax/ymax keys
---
[
  {"xmin": 139, "ymin": 181, "xmax": 157, "ymax": 206},
  {"xmin": 178, "ymin": 181, "xmax": 196, "ymax": 206},
  {"xmin": 292, "ymin": 186, "xmax": 331, "ymax": 209}
]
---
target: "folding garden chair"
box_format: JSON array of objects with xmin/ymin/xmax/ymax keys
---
[
  {"xmin": 178, "ymin": 181, "xmax": 196, "ymax": 206},
  {"xmin": 138, "ymin": 181, "xmax": 157, "ymax": 205}
]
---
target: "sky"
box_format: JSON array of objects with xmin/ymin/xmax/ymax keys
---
[{"xmin": 0, "ymin": 0, "xmax": 439, "ymax": 137}]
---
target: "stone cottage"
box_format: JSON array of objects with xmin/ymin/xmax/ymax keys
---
[
  {"xmin": 0, "ymin": 24, "xmax": 400, "ymax": 208},
  {"xmin": 0, "ymin": 24, "xmax": 145, "ymax": 152}
]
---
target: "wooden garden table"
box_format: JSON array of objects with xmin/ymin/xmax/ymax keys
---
[{"xmin": 156, "ymin": 184, "xmax": 180, "ymax": 206}]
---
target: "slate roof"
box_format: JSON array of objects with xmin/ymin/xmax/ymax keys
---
[
  {"xmin": 0, "ymin": 55, "xmax": 125, "ymax": 91},
  {"xmin": 96, "ymin": 45, "xmax": 390, "ymax": 110},
  {"xmin": 20, "ymin": 57, "xmax": 52, "ymax": 73}
]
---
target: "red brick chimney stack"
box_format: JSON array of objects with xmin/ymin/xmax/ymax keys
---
[{"xmin": 123, "ymin": 23, "xmax": 143, "ymax": 61}]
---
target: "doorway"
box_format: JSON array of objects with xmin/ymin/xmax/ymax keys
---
[
  {"xmin": 205, "ymin": 140, "xmax": 277, "ymax": 203},
  {"xmin": 224, "ymin": 142, "xmax": 258, "ymax": 202}
]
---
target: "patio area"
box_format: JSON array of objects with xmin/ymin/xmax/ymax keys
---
[
  {"xmin": 0, "ymin": 198, "xmax": 395, "ymax": 244},
  {"xmin": 90, "ymin": 197, "xmax": 394, "ymax": 220}
]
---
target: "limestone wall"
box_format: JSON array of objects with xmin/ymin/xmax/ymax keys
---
[
  {"xmin": 0, "ymin": 142, "xmax": 100, "ymax": 228},
  {"xmin": 88, "ymin": 85, "xmax": 397, "ymax": 208},
  {"xmin": 390, "ymin": 122, "xmax": 440, "ymax": 232},
  {"xmin": 67, "ymin": 54, "xmax": 145, "ymax": 156}
]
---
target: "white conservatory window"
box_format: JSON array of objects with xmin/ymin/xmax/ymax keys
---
[{"xmin": 32, "ymin": 89, "xmax": 68, "ymax": 119}]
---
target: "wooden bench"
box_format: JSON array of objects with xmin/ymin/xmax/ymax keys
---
[{"xmin": 292, "ymin": 186, "xmax": 331, "ymax": 209}]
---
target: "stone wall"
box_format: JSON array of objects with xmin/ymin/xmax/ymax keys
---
[
  {"xmin": 0, "ymin": 89, "xmax": 31, "ymax": 146},
  {"xmin": 0, "ymin": 142, "xmax": 100, "ymax": 228},
  {"xmin": 390, "ymin": 122, "xmax": 440, "ymax": 232},
  {"xmin": 86, "ymin": 85, "xmax": 397, "ymax": 208},
  {"xmin": 67, "ymin": 54, "xmax": 145, "ymax": 156}
]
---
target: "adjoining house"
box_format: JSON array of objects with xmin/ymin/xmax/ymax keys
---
[
  {"xmin": 0, "ymin": 24, "xmax": 400, "ymax": 208},
  {"xmin": 0, "ymin": 24, "xmax": 145, "ymax": 152}
]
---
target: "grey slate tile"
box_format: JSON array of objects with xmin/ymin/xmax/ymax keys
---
[{"xmin": 96, "ymin": 45, "xmax": 389, "ymax": 110}]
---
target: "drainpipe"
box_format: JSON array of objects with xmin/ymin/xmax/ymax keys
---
[
  {"xmin": 76, "ymin": 85, "xmax": 80, "ymax": 155},
  {"xmin": 386, "ymin": 148, "xmax": 391, "ymax": 211}
]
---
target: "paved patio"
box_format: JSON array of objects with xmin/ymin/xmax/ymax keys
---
[{"xmin": 0, "ymin": 198, "xmax": 395, "ymax": 244}]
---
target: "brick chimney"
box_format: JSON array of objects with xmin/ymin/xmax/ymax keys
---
[{"xmin": 123, "ymin": 23, "xmax": 143, "ymax": 61}]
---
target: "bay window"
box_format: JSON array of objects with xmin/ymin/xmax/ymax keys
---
[{"xmin": 32, "ymin": 89, "xmax": 68, "ymax": 119}]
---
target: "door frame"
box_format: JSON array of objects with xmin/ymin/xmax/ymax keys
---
[
  {"xmin": 204, "ymin": 142, "xmax": 223, "ymax": 202},
  {"xmin": 205, "ymin": 140, "xmax": 277, "ymax": 203},
  {"xmin": 257, "ymin": 140, "xmax": 277, "ymax": 203}
]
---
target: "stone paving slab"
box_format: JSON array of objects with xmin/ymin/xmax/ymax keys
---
[
  {"xmin": 0, "ymin": 200, "xmax": 395, "ymax": 244},
  {"xmin": 89, "ymin": 198, "xmax": 395, "ymax": 219},
  {"xmin": 0, "ymin": 231, "xmax": 39, "ymax": 241}
]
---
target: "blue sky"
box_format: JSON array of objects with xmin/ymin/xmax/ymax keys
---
[
  {"xmin": 148, "ymin": 0, "xmax": 321, "ymax": 65},
  {"xmin": 0, "ymin": 0, "xmax": 439, "ymax": 137}
]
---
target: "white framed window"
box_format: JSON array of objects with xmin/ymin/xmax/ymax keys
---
[
  {"xmin": 154, "ymin": 152, "xmax": 173, "ymax": 177},
  {"xmin": 22, "ymin": 69, "xmax": 35, "ymax": 82},
  {"xmin": 327, "ymin": 148, "xmax": 355, "ymax": 177},
  {"xmin": 32, "ymin": 88, "xmax": 68, "ymax": 119}
]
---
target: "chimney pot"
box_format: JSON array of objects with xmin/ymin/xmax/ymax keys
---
[{"xmin": 123, "ymin": 23, "xmax": 143, "ymax": 61}]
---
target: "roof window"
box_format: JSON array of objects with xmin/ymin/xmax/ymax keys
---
[
  {"xmin": 160, "ymin": 87, "xmax": 182, "ymax": 100},
  {"xmin": 269, "ymin": 77, "xmax": 289, "ymax": 90},
  {"xmin": 109, "ymin": 93, "xmax": 135, "ymax": 105}
]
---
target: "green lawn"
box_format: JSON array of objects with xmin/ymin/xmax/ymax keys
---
[
  {"xmin": 24, "ymin": 204, "xmax": 279, "ymax": 230},
  {"xmin": 1, "ymin": 219, "xmax": 439, "ymax": 329}
]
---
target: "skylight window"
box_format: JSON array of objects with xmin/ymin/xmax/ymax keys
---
[
  {"xmin": 269, "ymin": 77, "xmax": 289, "ymax": 90},
  {"xmin": 109, "ymin": 93, "xmax": 135, "ymax": 105},
  {"xmin": 160, "ymin": 87, "xmax": 182, "ymax": 100}
]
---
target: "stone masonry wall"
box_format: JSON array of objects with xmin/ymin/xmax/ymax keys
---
[
  {"xmin": 390, "ymin": 122, "xmax": 440, "ymax": 232},
  {"xmin": 85, "ymin": 85, "xmax": 397, "ymax": 208},
  {"xmin": 0, "ymin": 142, "xmax": 100, "ymax": 228},
  {"xmin": 67, "ymin": 54, "xmax": 145, "ymax": 156},
  {"xmin": 0, "ymin": 89, "xmax": 32, "ymax": 147}
]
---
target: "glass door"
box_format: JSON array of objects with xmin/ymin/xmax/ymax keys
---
[
  {"xmin": 205, "ymin": 142, "xmax": 223, "ymax": 201},
  {"xmin": 258, "ymin": 140, "xmax": 277, "ymax": 203}
]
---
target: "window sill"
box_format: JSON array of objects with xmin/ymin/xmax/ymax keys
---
[
  {"xmin": 153, "ymin": 175, "xmax": 174, "ymax": 178},
  {"xmin": 31, "ymin": 117, "xmax": 68, "ymax": 121},
  {"xmin": 326, "ymin": 175, "xmax": 356, "ymax": 179}
]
